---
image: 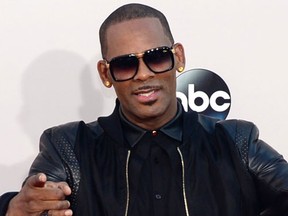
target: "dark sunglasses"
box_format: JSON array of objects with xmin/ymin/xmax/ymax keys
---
[{"xmin": 104, "ymin": 45, "xmax": 175, "ymax": 82}]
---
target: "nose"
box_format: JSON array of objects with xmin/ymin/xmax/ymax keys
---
[{"xmin": 133, "ymin": 58, "xmax": 155, "ymax": 81}]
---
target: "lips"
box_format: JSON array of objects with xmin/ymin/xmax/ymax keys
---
[
  {"xmin": 133, "ymin": 86, "xmax": 161, "ymax": 103},
  {"xmin": 138, "ymin": 90, "xmax": 155, "ymax": 97}
]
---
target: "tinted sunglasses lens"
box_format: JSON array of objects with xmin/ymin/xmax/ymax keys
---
[
  {"xmin": 110, "ymin": 55, "xmax": 138, "ymax": 81},
  {"xmin": 144, "ymin": 47, "xmax": 174, "ymax": 73}
]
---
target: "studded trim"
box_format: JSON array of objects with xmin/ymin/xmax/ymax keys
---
[
  {"xmin": 52, "ymin": 132, "xmax": 81, "ymax": 211},
  {"xmin": 235, "ymin": 123, "xmax": 250, "ymax": 167}
]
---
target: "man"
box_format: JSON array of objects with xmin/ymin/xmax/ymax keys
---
[{"xmin": 1, "ymin": 3, "xmax": 288, "ymax": 216}]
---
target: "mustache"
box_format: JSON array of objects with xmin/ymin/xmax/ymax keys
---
[{"xmin": 135, "ymin": 85, "xmax": 161, "ymax": 91}]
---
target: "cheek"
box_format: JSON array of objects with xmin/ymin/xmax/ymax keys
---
[
  {"xmin": 163, "ymin": 74, "xmax": 177, "ymax": 92},
  {"xmin": 113, "ymin": 84, "xmax": 130, "ymax": 101}
]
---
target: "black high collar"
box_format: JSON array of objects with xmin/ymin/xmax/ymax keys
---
[{"xmin": 119, "ymin": 102, "xmax": 183, "ymax": 148}]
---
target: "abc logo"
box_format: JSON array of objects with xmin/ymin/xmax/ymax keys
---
[{"xmin": 176, "ymin": 68, "xmax": 231, "ymax": 119}]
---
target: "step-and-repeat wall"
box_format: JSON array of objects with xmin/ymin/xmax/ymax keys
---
[{"xmin": 1, "ymin": 0, "xmax": 287, "ymax": 194}]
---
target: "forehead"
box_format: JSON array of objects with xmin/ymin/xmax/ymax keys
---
[{"xmin": 105, "ymin": 17, "xmax": 171, "ymax": 59}]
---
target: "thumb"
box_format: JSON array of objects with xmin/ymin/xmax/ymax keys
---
[{"xmin": 26, "ymin": 173, "xmax": 47, "ymax": 188}]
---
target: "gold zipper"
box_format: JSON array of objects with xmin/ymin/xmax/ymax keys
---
[
  {"xmin": 124, "ymin": 148, "xmax": 190, "ymax": 216},
  {"xmin": 177, "ymin": 147, "xmax": 190, "ymax": 216},
  {"xmin": 124, "ymin": 150, "xmax": 131, "ymax": 216}
]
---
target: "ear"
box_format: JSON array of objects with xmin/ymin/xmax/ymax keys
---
[
  {"xmin": 97, "ymin": 60, "xmax": 113, "ymax": 88},
  {"xmin": 173, "ymin": 43, "xmax": 186, "ymax": 72}
]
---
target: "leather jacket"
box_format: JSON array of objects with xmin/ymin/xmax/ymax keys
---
[{"xmin": 1, "ymin": 104, "xmax": 288, "ymax": 215}]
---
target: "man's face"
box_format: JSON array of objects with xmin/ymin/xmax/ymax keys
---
[{"xmin": 98, "ymin": 18, "xmax": 185, "ymax": 130}]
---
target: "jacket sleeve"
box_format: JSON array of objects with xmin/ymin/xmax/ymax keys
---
[
  {"xmin": 247, "ymin": 124, "xmax": 288, "ymax": 215},
  {"xmin": 0, "ymin": 192, "xmax": 18, "ymax": 216},
  {"xmin": 29, "ymin": 121, "xmax": 81, "ymax": 182},
  {"xmin": 30, "ymin": 122, "xmax": 81, "ymax": 210},
  {"xmin": 28, "ymin": 128, "xmax": 68, "ymax": 181},
  {"xmin": 0, "ymin": 128, "xmax": 68, "ymax": 216}
]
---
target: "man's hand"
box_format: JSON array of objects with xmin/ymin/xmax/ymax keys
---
[{"xmin": 6, "ymin": 173, "xmax": 72, "ymax": 216}]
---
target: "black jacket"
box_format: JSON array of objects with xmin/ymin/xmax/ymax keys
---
[{"xmin": 1, "ymin": 105, "xmax": 288, "ymax": 215}]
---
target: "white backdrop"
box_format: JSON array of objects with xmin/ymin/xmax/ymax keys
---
[{"xmin": 1, "ymin": 0, "xmax": 288, "ymax": 194}]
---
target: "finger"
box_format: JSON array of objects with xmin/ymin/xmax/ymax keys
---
[
  {"xmin": 56, "ymin": 182, "xmax": 72, "ymax": 196},
  {"xmin": 37, "ymin": 186, "xmax": 67, "ymax": 201},
  {"xmin": 43, "ymin": 182, "xmax": 71, "ymax": 199},
  {"xmin": 28, "ymin": 199, "xmax": 71, "ymax": 212},
  {"xmin": 47, "ymin": 200, "xmax": 70, "ymax": 211},
  {"xmin": 26, "ymin": 173, "xmax": 47, "ymax": 188},
  {"xmin": 22, "ymin": 180, "xmax": 68, "ymax": 201},
  {"xmin": 46, "ymin": 209, "xmax": 73, "ymax": 216}
]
